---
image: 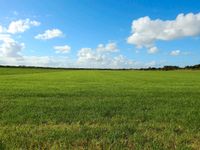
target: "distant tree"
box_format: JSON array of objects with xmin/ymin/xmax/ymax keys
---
[
  {"xmin": 162, "ymin": 66, "xmax": 180, "ymax": 71},
  {"xmin": 184, "ymin": 64, "xmax": 200, "ymax": 70}
]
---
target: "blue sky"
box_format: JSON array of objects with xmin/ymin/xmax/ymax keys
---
[{"xmin": 0, "ymin": 0, "xmax": 200, "ymax": 68}]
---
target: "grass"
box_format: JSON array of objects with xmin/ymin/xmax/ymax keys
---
[{"xmin": 0, "ymin": 67, "xmax": 200, "ymax": 149}]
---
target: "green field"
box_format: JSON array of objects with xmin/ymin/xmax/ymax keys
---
[{"xmin": 0, "ymin": 68, "xmax": 200, "ymax": 149}]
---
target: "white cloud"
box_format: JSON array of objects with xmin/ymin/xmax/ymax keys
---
[
  {"xmin": 0, "ymin": 38, "xmax": 158, "ymax": 68},
  {"xmin": 76, "ymin": 47, "xmax": 158, "ymax": 68},
  {"xmin": 35, "ymin": 29, "xmax": 63, "ymax": 40},
  {"xmin": 0, "ymin": 55, "xmax": 73, "ymax": 68},
  {"xmin": 7, "ymin": 19, "xmax": 40, "ymax": 34},
  {"xmin": 77, "ymin": 42, "xmax": 121, "ymax": 67},
  {"xmin": 111, "ymin": 55, "xmax": 136, "ymax": 68},
  {"xmin": 21, "ymin": 56, "xmax": 73, "ymax": 67},
  {"xmin": 77, "ymin": 48, "xmax": 105, "ymax": 64},
  {"xmin": 0, "ymin": 34, "xmax": 72, "ymax": 67},
  {"xmin": 0, "ymin": 36, "xmax": 24, "ymax": 58},
  {"xmin": 127, "ymin": 13, "xmax": 200, "ymax": 52},
  {"xmin": 0, "ymin": 26, "xmax": 4, "ymax": 33},
  {"xmin": 97, "ymin": 42, "xmax": 118, "ymax": 52},
  {"xmin": 0, "ymin": 56, "xmax": 49, "ymax": 66},
  {"xmin": 148, "ymin": 46, "xmax": 158, "ymax": 54},
  {"xmin": 54, "ymin": 45, "xmax": 71, "ymax": 53},
  {"xmin": 77, "ymin": 47, "xmax": 114, "ymax": 68},
  {"xmin": 170, "ymin": 50, "xmax": 181, "ymax": 56},
  {"xmin": 77, "ymin": 45, "xmax": 138, "ymax": 68}
]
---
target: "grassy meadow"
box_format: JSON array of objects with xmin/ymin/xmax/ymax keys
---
[{"xmin": 0, "ymin": 67, "xmax": 200, "ymax": 149}]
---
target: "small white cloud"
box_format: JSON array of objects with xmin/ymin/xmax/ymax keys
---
[
  {"xmin": 54, "ymin": 45, "xmax": 71, "ymax": 54},
  {"xmin": 127, "ymin": 13, "xmax": 200, "ymax": 52},
  {"xmin": 170, "ymin": 50, "xmax": 181, "ymax": 56},
  {"xmin": 35, "ymin": 29, "xmax": 63, "ymax": 40},
  {"xmin": 7, "ymin": 19, "xmax": 40, "ymax": 34},
  {"xmin": 148, "ymin": 46, "xmax": 158, "ymax": 54},
  {"xmin": 97, "ymin": 42, "xmax": 118, "ymax": 52}
]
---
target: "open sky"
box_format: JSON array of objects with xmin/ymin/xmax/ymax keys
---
[{"xmin": 0, "ymin": 0, "xmax": 200, "ymax": 68}]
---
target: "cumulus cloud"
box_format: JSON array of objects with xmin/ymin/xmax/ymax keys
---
[
  {"xmin": 76, "ymin": 43, "xmax": 162, "ymax": 68},
  {"xmin": 0, "ymin": 36, "xmax": 72, "ymax": 67},
  {"xmin": 97, "ymin": 42, "xmax": 118, "ymax": 52},
  {"xmin": 76, "ymin": 42, "xmax": 121, "ymax": 67},
  {"xmin": 111, "ymin": 55, "xmax": 136, "ymax": 68},
  {"xmin": 0, "ymin": 34, "xmax": 71, "ymax": 67},
  {"xmin": 170, "ymin": 50, "xmax": 181, "ymax": 56},
  {"xmin": 0, "ymin": 20, "xmax": 70, "ymax": 67},
  {"xmin": 0, "ymin": 19, "xmax": 38, "ymax": 59},
  {"xmin": 0, "ymin": 37, "xmax": 158, "ymax": 68},
  {"xmin": 7, "ymin": 19, "xmax": 40, "ymax": 34},
  {"xmin": 76, "ymin": 47, "xmax": 158, "ymax": 68},
  {"xmin": 77, "ymin": 48, "xmax": 105, "ymax": 64},
  {"xmin": 35, "ymin": 29, "xmax": 63, "ymax": 40},
  {"xmin": 0, "ymin": 36, "xmax": 24, "ymax": 58},
  {"xmin": 77, "ymin": 42, "xmax": 118, "ymax": 64},
  {"xmin": 127, "ymin": 13, "xmax": 200, "ymax": 52},
  {"xmin": 54, "ymin": 45, "xmax": 71, "ymax": 54},
  {"xmin": 77, "ymin": 43, "xmax": 138, "ymax": 68}
]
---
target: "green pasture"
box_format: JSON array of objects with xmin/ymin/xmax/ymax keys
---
[{"xmin": 0, "ymin": 67, "xmax": 200, "ymax": 149}]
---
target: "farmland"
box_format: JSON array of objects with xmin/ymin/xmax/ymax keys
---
[{"xmin": 0, "ymin": 67, "xmax": 200, "ymax": 149}]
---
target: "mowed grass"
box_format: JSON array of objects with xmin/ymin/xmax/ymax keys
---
[{"xmin": 0, "ymin": 68, "xmax": 200, "ymax": 149}]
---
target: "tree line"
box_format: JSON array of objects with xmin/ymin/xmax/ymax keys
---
[{"xmin": 0, "ymin": 64, "xmax": 200, "ymax": 70}]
